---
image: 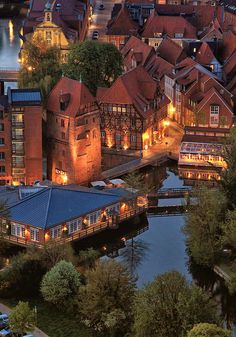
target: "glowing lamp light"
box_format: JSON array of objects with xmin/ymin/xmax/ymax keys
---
[
  {"xmin": 45, "ymin": 232, "xmax": 50, "ymax": 241},
  {"xmin": 123, "ymin": 144, "xmax": 128, "ymax": 150},
  {"xmin": 144, "ymin": 144, "xmax": 148, "ymax": 150},
  {"xmin": 163, "ymin": 120, "xmax": 170, "ymax": 127},
  {"xmin": 102, "ymin": 245, "xmax": 107, "ymax": 251},
  {"xmin": 28, "ymin": 66, "xmax": 33, "ymax": 72},
  {"xmin": 62, "ymin": 174, "xmax": 68, "ymax": 185}
]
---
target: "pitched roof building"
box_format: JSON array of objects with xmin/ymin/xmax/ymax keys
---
[{"xmin": 47, "ymin": 77, "xmax": 101, "ymax": 185}]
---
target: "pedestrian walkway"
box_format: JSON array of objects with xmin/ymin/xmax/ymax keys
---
[{"xmin": 0, "ymin": 302, "xmax": 49, "ymax": 337}]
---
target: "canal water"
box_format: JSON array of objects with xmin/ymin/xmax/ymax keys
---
[{"xmin": 1, "ymin": 15, "xmax": 236, "ymax": 333}]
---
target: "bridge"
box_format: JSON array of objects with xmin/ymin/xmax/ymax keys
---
[{"xmin": 0, "ymin": 68, "xmax": 19, "ymax": 82}]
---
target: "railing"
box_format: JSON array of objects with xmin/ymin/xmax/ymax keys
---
[{"xmin": 1, "ymin": 205, "xmax": 148, "ymax": 247}]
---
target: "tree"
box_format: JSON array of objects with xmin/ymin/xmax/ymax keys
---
[
  {"xmin": 78, "ymin": 248, "xmax": 100, "ymax": 270},
  {"xmin": 41, "ymin": 260, "xmax": 81, "ymax": 310},
  {"xmin": 79, "ymin": 260, "xmax": 135, "ymax": 336},
  {"xmin": 124, "ymin": 171, "xmax": 151, "ymax": 195},
  {"xmin": 133, "ymin": 271, "xmax": 218, "ymax": 337},
  {"xmin": 63, "ymin": 40, "xmax": 123, "ymax": 94},
  {"xmin": 222, "ymin": 209, "xmax": 236, "ymax": 252},
  {"xmin": 187, "ymin": 323, "xmax": 231, "ymax": 337},
  {"xmin": 19, "ymin": 40, "xmax": 62, "ymax": 100},
  {"xmin": 9, "ymin": 301, "xmax": 35, "ymax": 336},
  {"xmin": 219, "ymin": 126, "xmax": 236, "ymax": 209},
  {"xmin": 183, "ymin": 187, "xmax": 226, "ymax": 266}
]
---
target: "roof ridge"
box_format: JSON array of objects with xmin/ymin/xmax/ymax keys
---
[{"xmin": 44, "ymin": 188, "xmax": 53, "ymax": 229}]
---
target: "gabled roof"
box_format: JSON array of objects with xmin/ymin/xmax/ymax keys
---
[
  {"xmin": 106, "ymin": 6, "xmax": 138, "ymax": 36},
  {"xmin": 145, "ymin": 54, "xmax": 173, "ymax": 80},
  {"xmin": 200, "ymin": 18, "xmax": 223, "ymax": 41},
  {"xmin": 221, "ymin": 31, "xmax": 236, "ymax": 61},
  {"xmin": 47, "ymin": 77, "xmax": 96, "ymax": 117},
  {"xmin": 121, "ymin": 36, "xmax": 155, "ymax": 69},
  {"xmin": 141, "ymin": 13, "xmax": 197, "ymax": 39},
  {"xmin": 98, "ymin": 66, "xmax": 157, "ymax": 118},
  {"xmin": 156, "ymin": 37, "xmax": 187, "ymax": 65},
  {"xmin": 195, "ymin": 42, "xmax": 217, "ymax": 65},
  {"xmin": 6, "ymin": 187, "xmax": 123, "ymax": 229},
  {"xmin": 196, "ymin": 87, "xmax": 233, "ymax": 113}
]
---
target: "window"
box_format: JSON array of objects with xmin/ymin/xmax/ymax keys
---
[
  {"xmin": 0, "ymin": 138, "xmax": 4, "ymax": 145},
  {"xmin": 46, "ymin": 31, "xmax": 52, "ymax": 45},
  {"xmin": 0, "ymin": 124, "xmax": 4, "ymax": 132},
  {"xmin": 67, "ymin": 218, "xmax": 82, "ymax": 234},
  {"xmin": 0, "ymin": 152, "xmax": 5, "ymax": 160},
  {"xmin": 88, "ymin": 211, "xmax": 101, "ymax": 225},
  {"xmin": 116, "ymin": 133, "xmax": 121, "ymax": 142},
  {"xmin": 61, "ymin": 119, "xmax": 65, "ymax": 127},
  {"xmin": 61, "ymin": 132, "xmax": 65, "ymax": 140},
  {"xmin": 131, "ymin": 118, "xmax": 136, "ymax": 127},
  {"xmin": 30, "ymin": 228, "xmax": 39, "ymax": 242},
  {"xmin": 175, "ymin": 33, "xmax": 183, "ymax": 38},
  {"xmin": 11, "ymin": 223, "xmax": 25, "ymax": 238},
  {"xmin": 50, "ymin": 226, "xmax": 61, "ymax": 239},
  {"xmin": 131, "ymin": 135, "xmax": 136, "ymax": 143},
  {"xmin": 101, "ymin": 131, "xmax": 106, "ymax": 138},
  {"xmin": 0, "ymin": 111, "xmax": 3, "ymax": 120},
  {"xmin": 210, "ymin": 105, "xmax": 219, "ymax": 126},
  {"xmin": 0, "ymin": 166, "xmax": 5, "ymax": 173}
]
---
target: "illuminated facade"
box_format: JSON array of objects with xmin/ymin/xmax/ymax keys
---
[
  {"xmin": 0, "ymin": 88, "xmax": 43, "ymax": 186},
  {"xmin": 47, "ymin": 77, "xmax": 101, "ymax": 185},
  {"xmin": 98, "ymin": 66, "xmax": 169, "ymax": 151},
  {"xmin": 21, "ymin": 0, "xmax": 89, "ymax": 62}
]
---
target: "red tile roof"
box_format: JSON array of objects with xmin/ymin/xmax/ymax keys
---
[
  {"xmin": 195, "ymin": 42, "xmax": 216, "ymax": 65},
  {"xmin": 145, "ymin": 54, "xmax": 173, "ymax": 80},
  {"xmin": 121, "ymin": 36, "xmax": 155, "ymax": 70},
  {"xmin": 106, "ymin": 6, "xmax": 138, "ymax": 36},
  {"xmin": 47, "ymin": 77, "xmax": 96, "ymax": 117},
  {"xmin": 156, "ymin": 37, "xmax": 187, "ymax": 65},
  {"xmin": 142, "ymin": 13, "xmax": 197, "ymax": 39},
  {"xmin": 223, "ymin": 49, "xmax": 236, "ymax": 77},
  {"xmin": 98, "ymin": 66, "xmax": 158, "ymax": 118},
  {"xmin": 221, "ymin": 31, "xmax": 236, "ymax": 61}
]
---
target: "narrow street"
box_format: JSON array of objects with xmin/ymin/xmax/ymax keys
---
[{"xmin": 87, "ymin": 0, "xmax": 122, "ymax": 40}]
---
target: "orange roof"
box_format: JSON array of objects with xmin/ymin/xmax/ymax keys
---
[
  {"xmin": 98, "ymin": 66, "xmax": 157, "ymax": 118},
  {"xmin": 47, "ymin": 77, "xmax": 95, "ymax": 117},
  {"xmin": 156, "ymin": 37, "xmax": 187, "ymax": 65},
  {"xmin": 106, "ymin": 6, "xmax": 138, "ymax": 36},
  {"xmin": 121, "ymin": 36, "xmax": 155, "ymax": 70},
  {"xmin": 223, "ymin": 49, "xmax": 236, "ymax": 77},
  {"xmin": 195, "ymin": 42, "xmax": 216, "ymax": 65},
  {"xmin": 145, "ymin": 54, "xmax": 173, "ymax": 80},
  {"xmin": 142, "ymin": 13, "xmax": 197, "ymax": 39}
]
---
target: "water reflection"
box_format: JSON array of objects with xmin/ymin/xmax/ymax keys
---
[{"xmin": 0, "ymin": 18, "xmax": 22, "ymax": 68}]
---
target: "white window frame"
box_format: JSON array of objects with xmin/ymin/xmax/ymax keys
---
[
  {"xmin": 210, "ymin": 105, "xmax": 219, "ymax": 126},
  {"xmin": 67, "ymin": 218, "xmax": 82, "ymax": 234},
  {"xmin": 30, "ymin": 228, "xmax": 39, "ymax": 242},
  {"xmin": 11, "ymin": 223, "xmax": 25, "ymax": 238},
  {"xmin": 50, "ymin": 225, "xmax": 61, "ymax": 239}
]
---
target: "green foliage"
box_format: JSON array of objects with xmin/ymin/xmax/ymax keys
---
[
  {"xmin": 9, "ymin": 301, "xmax": 35, "ymax": 336},
  {"xmin": 79, "ymin": 260, "xmax": 135, "ymax": 336},
  {"xmin": 187, "ymin": 323, "xmax": 231, "ymax": 337},
  {"xmin": 41, "ymin": 260, "xmax": 81, "ymax": 309},
  {"xmin": 19, "ymin": 40, "xmax": 62, "ymax": 100},
  {"xmin": 133, "ymin": 271, "xmax": 218, "ymax": 337},
  {"xmin": 120, "ymin": 239, "xmax": 149, "ymax": 275},
  {"xmin": 222, "ymin": 209, "xmax": 236, "ymax": 252},
  {"xmin": 183, "ymin": 187, "xmax": 226, "ymax": 266},
  {"xmin": 220, "ymin": 126, "xmax": 236, "ymax": 208},
  {"xmin": 78, "ymin": 248, "xmax": 100, "ymax": 269},
  {"xmin": 63, "ymin": 40, "xmax": 123, "ymax": 94}
]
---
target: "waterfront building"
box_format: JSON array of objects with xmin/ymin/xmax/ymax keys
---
[
  {"xmin": 0, "ymin": 186, "xmax": 147, "ymax": 246},
  {"xmin": 21, "ymin": 0, "xmax": 89, "ymax": 62},
  {"xmin": 47, "ymin": 77, "xmax": 101, "ymax": 185},
  {"xmin": 97, "ymin": 66, "xmax": 169, "ymax": 151},
  {"xmin": 0, "ymin": 88, "xmax": 42, "ymax": 186}
]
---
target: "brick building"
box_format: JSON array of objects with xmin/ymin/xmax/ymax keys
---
[
  {"xmin": 0, "ymin": 88, "xmax": 43, "ymax": 186},
  {"xmin": 97, "ymin": 66, "xmax": 169, "ymax": 151},
  {"xmin": 47, "ymin": 77, "xmax": 101, "ymax": 185}
]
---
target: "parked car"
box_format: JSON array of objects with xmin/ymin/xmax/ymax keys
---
[
  {"xmin": 92, "ymin": 31, "xmax": 99, "ymax": 40},
  {"xmin": 99, "ymin": 3, "xmax": 105, "ymax": 10},
  {"xmin": 0, "ymin": 315, "xmax": 8, "ymax": 329},
  {"xmin": 0, "ymin": 329, "xmax": 11, "ymax": 337}
]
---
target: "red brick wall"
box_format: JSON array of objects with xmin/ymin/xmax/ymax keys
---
[{"xmin": 24, "ymin": 106, "xmax": 43, "ymax": 185}]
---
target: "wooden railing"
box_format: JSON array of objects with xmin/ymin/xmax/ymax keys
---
[{"xmin": 2, "ymin": 205, "xmax": 148, "ymax": 247}]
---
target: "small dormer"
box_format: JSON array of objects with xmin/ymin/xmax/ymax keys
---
[
  {"xmin": 59, "ymin": 92, "xmax": 70, "ymax": 112},
  {"xmin": 44, "ymin": 0, "xmax": 52, "ymax": 23}
]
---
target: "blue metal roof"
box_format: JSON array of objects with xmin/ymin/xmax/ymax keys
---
[
  {"xmin": 7, "ymin": 187, "xmax": 122, "ymax": 229},
  {"xmin": 11, "ymin": 90, "xmax": 41, "ymax": 103}
]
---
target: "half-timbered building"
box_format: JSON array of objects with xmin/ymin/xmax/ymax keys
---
[{"xmin": 97, "ymin": 66, "xmax": 169, "ymax": 151}]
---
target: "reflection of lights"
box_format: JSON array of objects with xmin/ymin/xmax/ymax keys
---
[{"xmin": 8, "ymin": 20, "xmax": 14, "ymax": 44}]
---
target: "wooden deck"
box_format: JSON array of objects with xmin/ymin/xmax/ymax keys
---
[{"xmin": 1, "ymin": 205, "xmax": 147, "ymax": 248}]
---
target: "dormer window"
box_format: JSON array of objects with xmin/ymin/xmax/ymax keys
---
[
  {"xmin": 154, "ymin": 32, "xmax": 162, "ymax": 38},
  {"xmin": 60, "ymin": 101, "xmax": 66, "ymax": 111},
  {"xmin": 175, "ymin": 33, "xmax": 183, "ymax": 38}
]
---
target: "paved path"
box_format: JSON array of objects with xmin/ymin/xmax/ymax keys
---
[{"xmin": 0, "ymin": 302, "xmax": 49, "ymax": 337}]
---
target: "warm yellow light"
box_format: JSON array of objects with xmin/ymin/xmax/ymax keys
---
[
  {"xmin": 62, "ymin": 174, "xmax": 68, "ymax": 184},
  {"xmin": 123, "ymin": 144, "xmax": 128, "ymax": 150},
  {"xmin": 12, "ymin": 181, "xmax": 20, "ymax": 186},
  {"xmin": 28, "ymin": 66, "xmax": 32, "ymax": 71},
  {"xmin": 45, "ymin": 232, "xmax": 50, "ymax": 241},
  {"xmin": 142, "ymin": 132, "xmax": 149, "ymax": 141},
  {"xmin": 144, "ymin": 144, "xmax": 148, "ymax": 150},
  {"xmin": 8, "ymin": 20, "xmax": 14, "ymax": 44},
  {"xmin": 163, "ymin": 120, "xmax": 170, "ymax": 127}
]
